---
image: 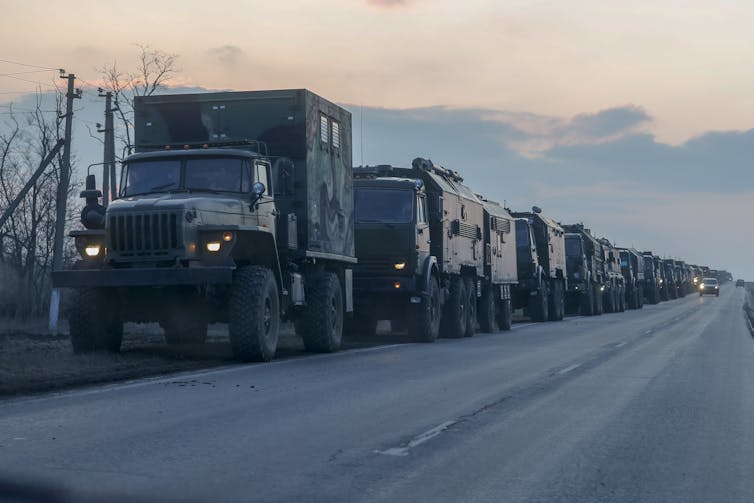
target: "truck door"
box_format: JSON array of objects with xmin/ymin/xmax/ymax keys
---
[
  {"xmin": 416, "ymin": 194, "xmax": 430, "ymax": 257},
  {"xmin": 254, "ymin": 161, "xmax": 275, "ymax": 231}
]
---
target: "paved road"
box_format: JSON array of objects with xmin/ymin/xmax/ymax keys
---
[{"xmin": 2, "ymin": 287, "xmax": 753, "ymax": 502}]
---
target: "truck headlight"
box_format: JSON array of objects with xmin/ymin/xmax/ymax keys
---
[
  {"xmin": 206, "ymin": 241, "xmax": 222, "ymax": 252},
  {"xmin": 394, "ymin": 261, "xmax": 406, "ymax": 270},
  {"xmin": 84, "ymin": 245, "xmax": 102, "ymax": 257}
]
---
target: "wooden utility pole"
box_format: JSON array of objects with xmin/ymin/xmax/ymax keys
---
[
  {"xmin": 49, "ymin": 72, "xmax": 81, "ymax": 332},
  {"xmin": 98, "ymin": 90, "xmax": 115, "ymax": 205}
]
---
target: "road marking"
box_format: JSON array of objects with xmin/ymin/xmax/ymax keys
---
[
  {"xmin": 558, "ymin": 363, "xmax": 582, "ymax": 375},
  {"xmin": 615, "ymin": 341, "xmax": 627, "ymax": 348},
  {"xmin": 645, "ymin": 330, "xmax": 653, "ymax": 335},
  {"xmin": 376, "ymin": 420, "xmax": 457, "ymax": 457},
  {"xmin": 513, "ymin": 323, "xmax": 536, "ymax": 330}
]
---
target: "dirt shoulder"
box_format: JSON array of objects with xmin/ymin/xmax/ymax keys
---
[{"xmin": 0, "ymin": 321, "xmax": 415, "ymax": 397}]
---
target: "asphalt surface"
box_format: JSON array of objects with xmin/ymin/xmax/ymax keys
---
[{"xmin": 1, "ymin": 286, "xmax": 752, "ymax": 502}]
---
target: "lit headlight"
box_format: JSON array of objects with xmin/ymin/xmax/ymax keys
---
[
  {"xmin": 600, "ymin": 286, "xmax": 605, "ymax": 291},
  {"xmin": 84, "ymin": 245, "xmax": 101, "ymax": 257},
  {"xmin": 394, "ymin": 261, "xmax": 406, "ymax": 270},
  {"xmin": 206, "ymin": 241, "xmax": 222, "ymax": 252}
]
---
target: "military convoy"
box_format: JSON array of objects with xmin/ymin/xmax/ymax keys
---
[{"xmin": 52, "ymin": 88, "xmax": 725, "ymax": 362}]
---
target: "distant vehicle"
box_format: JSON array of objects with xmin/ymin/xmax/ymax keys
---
[
  {"xmin": 699, "ymin": 278, "xmax": 719, "ymax": 296},
  {"xmin": 736, "ymin": 279, "xmax": 745, "ymax": 287}
]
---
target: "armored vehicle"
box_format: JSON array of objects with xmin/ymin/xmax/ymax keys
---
[
  {"xmin": 618, "ymin": 248, "xmax": 644, "ymax": 309},
  {"xmin": 351, "ymin": 158, "xmax": 489, "ymax": 340},
  {"xmin": 562, "ymin": 224, "xmax": 605, "ymax": 316},
  {"xmin": 511, "ymin": 207, "xmax": 567, "ymax": 322},
  {"xmin": 53, "ymin": 89, "xmax": 355, "ymax": 362},
  {"xmin": 641, "ymin": 251, "xmax": 661, "ymax": 304}
]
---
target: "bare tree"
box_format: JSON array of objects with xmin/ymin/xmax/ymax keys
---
[
  {"xmin": 0, "ymin": 92, "xmax": 79, "ymax": 319},
  {"xmin": 98, "ymin": 44, "xmax": 179, "ymax": 158}
]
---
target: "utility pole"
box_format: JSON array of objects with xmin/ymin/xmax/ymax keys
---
[
  {"xmin": 49, "ymin": 72, "xmax": 81, "ymax": 332},
  {"xmin": 98, "ymin": 89, "xmax": 115, "ymax": 206}
]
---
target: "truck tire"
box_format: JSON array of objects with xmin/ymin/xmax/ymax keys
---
[
  {"xmin": 532, "ymin": 282, "xmax": 549, "ymax": 322},
  {"xmin": 344, "ymin": 315, "xmax": 378, "ymax": 338},
  {"xmin": 619, "ymin": 288, "xmax": 626, "ymax": 312},
  {"xmin": 464, "ymin": 277, "xmax": 477, "ymax": 337},
  {"xmin": 440, "ymin": 276, "xmax": 467, "ymax": 338},
  {"xmin": 479, "ymin": 284, "xmax": 497, "ymax": 333},
  {"xmin": 300, "ymin": 272, "xmax": 343, "ymax": 353},
  {"xmin": 497, "ymin": 298, "xmax": 513, "ymax": 331},
  {"xmin": 604, "ymin": 288, "xmax": 614, "ymax": 313},
  {"xmin": 409, "ymin": 276, "xmax": 441, "ymax": 343},
  {"xmin": 229, "ymin": 266, "xmax": 280, "ymax": 362},
  {"xmin": 69, "ymin": 288, "xmax": 123, "ymax": 353},
  {"xmin": 162, "ymin": 317, "xmax": 208, "ymax": 345},
  {"xmin": 549, "ymin": 280, "xmax": 564, "ymax": 321}
]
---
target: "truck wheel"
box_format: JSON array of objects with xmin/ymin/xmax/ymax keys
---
[
  {"xmin": 344, "ymin": 315, "xmax": 378, "ymax": 338},
  {"xmin": 594, "ymin": 285, "xmax": 603, "ymax": 315},
  {"xmin": 549, "ymin": 280, "xmax": 564, "ymax": 321},
  {"xmin": 479, "ymin": 284, "xmax": 497, "ymax": 333},
  {"xmin": 409, "ymin": 276, "xmax": 441, "ymax": 343},
  {"xmin": 300, "ymin": 272, "xmax": 343, "ymax": 353},
  {"xmin": 496, "ymin": 298, "xmax": 513, "ymax": 331},
  {"xmin": 229, "ymin": 266, "xmax": 280, "ymax": 362},
  {"xmin": 69, "ymin": 288, "xmax": 123, "ymax": 353},
  {"xmin": 532, "ymin": 282, "xmax": 549, "ymax": 322},
  {"xmin": 440, "ymin": 276, "xmax": 467, "ymax": 338},
  {"xmin": 619, "ymin": 289, "xmax": 626, "ymax": 312},
  {"xmin": 163, "ymin": 318, "xmax": 208, "ymax": 345},
  {"xmin": 464, "ymin": 277, "xmax": 477, "ymax": 337}
]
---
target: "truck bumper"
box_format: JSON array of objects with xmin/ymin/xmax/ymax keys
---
[{"xmin": 52, "ymin": 266, "xmax": 234, "ymax": 288}]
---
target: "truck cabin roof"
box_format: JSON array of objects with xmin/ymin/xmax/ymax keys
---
[
  {"xmin": 124, "ymin": 148, "xmax": 262, "ymax": 163},
  {"xmin": 352, "ymin": 176, "xmax": 424, "ymax": 191}
]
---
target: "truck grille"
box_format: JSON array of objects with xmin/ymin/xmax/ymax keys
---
[{"xmin": 108, "ymin": 212, "xmax": 182, "ymax": 257}]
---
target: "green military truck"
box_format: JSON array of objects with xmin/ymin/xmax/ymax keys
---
[
  {"xmin": 351, "ymin": 158, "xmax": 503, "ymax": 340},
  {"xmin": 562, "ymin": 224, "xmax": 605, "ymax": 316},
  {"xmin": 511, "ymin": 208, "xmax": 567, "ymax": 322},
  {"xmin": 53, "ymin": 89, "xmax": 355, "ymax": 362}
]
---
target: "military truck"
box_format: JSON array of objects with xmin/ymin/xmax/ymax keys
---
[
  {"xmin": 641, "ymin": 251, "xmax": 661, "ymax": 304},
  {"xmin": 350, "ymin": 158, "xmax": 489, "ymax": 340},
  {"xmin": 599, "ymin": 238, "xmax": 625, "ymax": 313},
  {"xmin": 662, "ymin": 259, "xmax": 679, "ymax": 299},
  {"xmin": 620, "ymin": 248, "xmax": 645, "ymax": 309},
  {"xmin": 53, "ymin": 89, "xmax": 355, "ymax": 362},
  {"xmin": 562, "ymin": 224, "xmax": 605, "ymax": 316},
  {"xmin": 511, "ymin": 208, "xmax": 567, "ymax": 322}
]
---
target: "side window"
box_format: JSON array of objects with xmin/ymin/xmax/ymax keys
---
[
  {"xmin": 320, "ymin": 113, "xmax": 329, "ymax": 144},
  {"xmin": 417, "ymin": 196, "xmax": 427, "ymax": 224},
  {"xmin": 255, "ymin": 162, "xmax": 270, "ymax": 194}
]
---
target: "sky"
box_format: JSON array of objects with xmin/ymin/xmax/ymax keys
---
[{"xmin": 0, "ymin": 0, "xmax": 753, "ymax": 277}]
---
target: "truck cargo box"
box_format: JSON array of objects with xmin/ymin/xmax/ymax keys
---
[{"xmin": 134, "ymin": 89, "xmax": 354, "ymax": 261}]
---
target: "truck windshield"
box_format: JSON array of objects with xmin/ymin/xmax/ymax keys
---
[
  {"xmin": 121, "ymin": 157, "xmax": 250, "ymax": 197},
  {"xmin": 565, "ymin": 238, "xmax": 582, "ymax": 257},
  {"xmin": 355, "ymin": 188, "xmax": 413, "ymax": 224},
  {"xmin": 515, "ymin": 220, "xmax": 530, "ymax": 247},
  {"xmin": 121, "ymin": 159, "xmax": 181, "ymax": 196}
]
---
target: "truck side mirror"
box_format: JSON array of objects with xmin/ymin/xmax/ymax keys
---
[{"xmin": 250, "ymin": 182, "xmax": 266, "ymax": 209}]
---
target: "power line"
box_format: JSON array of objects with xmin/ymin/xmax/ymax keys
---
[
  {"xmin": 0, "ymin": 74, "xmax": 57, "ymax": 87},
  {"xmin": 0, "ymin": 58, "xmax": 61, "ymax": 71},
  {"xmin": 0, "ymin": 70, "xmax": 57, "ymax": 78}
]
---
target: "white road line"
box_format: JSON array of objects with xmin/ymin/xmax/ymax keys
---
[
  {"xmin": 558, "ymin": 363, "xmax": 582, "ymax": 375},
  {"xmin": 645, "ymin": 330, "xmax": 653, "ymax": 335},
  {"xmin": 615, "ymin": 341, "xmax": 627, "ymax": 348},
  {"xmin": 513, "ymin": 323, "xmax": 536, "ymax": 330},
  {"xmin": 376, "ymin": 420, "xmax": 458, "ymax": 457}
]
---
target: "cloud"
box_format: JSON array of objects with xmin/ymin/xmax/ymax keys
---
[
  {"xmin": 207, "ymin": 45, "xmax": 245, "ymax": 65},
  {"xmin": 366, "ymin": 0, "xmax": 412, "ymax": 8}
]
